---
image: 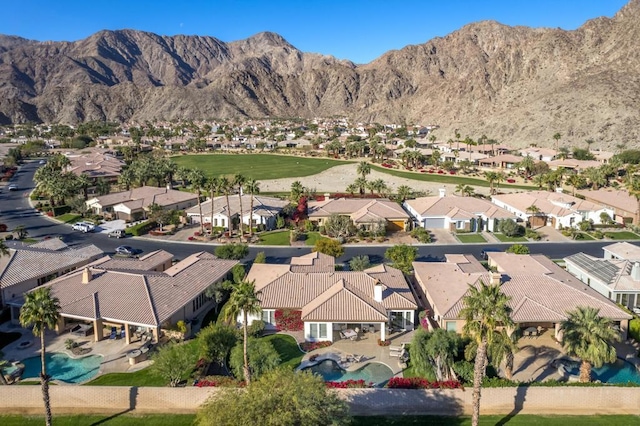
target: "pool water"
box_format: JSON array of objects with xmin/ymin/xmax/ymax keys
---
[
  {"xmin": 303, "ymin": 359, "xmax": 393, "ymax": 386},
  {"xmin": 21, "ymin": 353, "xmax": 103, "ymax": 384},
  {"xmin": 565, "ymin": 359, "xmax": 640, "ymax": 384}
]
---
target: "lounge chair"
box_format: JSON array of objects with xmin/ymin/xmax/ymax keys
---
[
  {"xmin": 71, "ymin": 323, "xmax": 93, "ymax": 337},
  {"xmin": 109, "ymin": 326, "xmax": 117, "ymax": 340},
  {"xmin": 120, "ymin": 325, "xmax": 126, "ymax": 339},
  {"xmin": 352, "ymin": 354, "xmax": 364, "ymax": 363},
  {"xmin": 339, "ymin": 332, "xmax": 348, "ymax": 340}
]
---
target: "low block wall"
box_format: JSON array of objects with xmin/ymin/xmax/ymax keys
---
[{"xmin": 0, "ymin": 386, "xmax": 638, "ymax": 416}]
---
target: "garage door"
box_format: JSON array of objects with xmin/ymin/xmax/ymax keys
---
[
  {"xmin": 424, "ymin": 218, "xmax": 446, "ymax": 229},
  {"xmin": 387, "ymin": 220, "xmax": 405, "ymax": 231}
]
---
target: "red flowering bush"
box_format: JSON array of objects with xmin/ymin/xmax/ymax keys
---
[
  {"xmin": 301, "ymin": 341, "xmax": 332, "ymax": 352},
  {"xmin": 326, "ymin": 379, "xmax": 373, "ymax": 389},
  {"xmin": 377, "ymin": 339, "xmax": 391, "ymax": 346},
  {"xmin": 194, "ymin": 375, "xmax": 245, "ymax": 388},
  {"xmin": 386, "ymin": 377, "xmax": 463, "ymax": 390},
  {"xmin": 275, "ymin": 309, "xmax": 303, "ymax": 331}
]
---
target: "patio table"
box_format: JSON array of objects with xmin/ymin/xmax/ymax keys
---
[
  {"xmin": 343, "ymin": 329, "xmax": 357, "ymax": 340},
  {"xmin": 524, "ymin": 326, "xmax": 538, "ymax": 337}
]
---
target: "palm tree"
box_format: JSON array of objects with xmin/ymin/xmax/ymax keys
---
[
  {"xmin": 354, "ymin": 177, "xmax": 367, "ymax": 196},
  {"xmin": 357, "ymin": 161, "xmax": 371, "ymax": 180},
  {"xmin": 75, "ymin": 174, "xmax": 92, "ymax": 200},
  {"xmin": 518, "ymin": 156, "xmax": 536, "ymax": 179},
  {"xmin": 290, "ymin": 180, "xmax": 304, "ymax": 203},
  {"xmin": 626, "ymin": 174, "xmax": 640, "ymax": 225},
  {"xmin": 560, "ymin": 306, "xmax": 620, "ymax": 383},
  {"xmin": 219, "ymin": 177, "xmax": 233, "ymax": 234},
  {"xmin": 243, "ymin": 179, "xmax": 260, "ymax": 238},
  {"xmin": 19, "ymin": 287, "xmax": 61, "ymax": 426},
  {"xmin": 584, "ymin": 167, "xmax": 606, "ymax": 190},
  {"xmin": 0, "ymin": 240, "xmax": 8, "ymax": 257},
  {"xmin": 207, "ymin": 176, "xmax": 221, "ymax": 233},
  {"xmin": 223, "ymin": 280, "xmax": 261, "ymax": 384},
  {"xmin": 189, "ymin": 168, "xmax": 207, "ymax": 235},
  {"xmin": 460, "ymin": 281, "xmax": 514, "ymax": 426},
  {"xmin": 425, "ymin": 329, "xmax": 459, "ymax": 381},
  {"xmin": 484, "ymin": 171, "xmax": 498, "ymax": 195},
  {"xmin": 175, "ymin": 166, "xmax": 191, "ymax": 188},
  {"xmin": 396, "ymin": 185, "xmax": 413, "ymax": 202},
  {"xmin": 463, "ymin": 136, "xmax": 476, "ymax": 161},
  {"xmin": 234, "ymin": 174, "xmax": 246, "ymax": 235},
  {"xmin": 117, "ymin": 167, "xmax": 135, "ymax": 191},
  {"xmin": 557, "ymin": 146, "xmax": 570, "ymax": 160},
  {"xmin": 566, "ymin": 173, "xmax": 584, "ymax": 196},
  {"xmin": 585, "ymin": 139, "xmax": 595, "ymax": 152}
]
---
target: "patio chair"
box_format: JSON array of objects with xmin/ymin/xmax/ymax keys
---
[
  {"xmin": 339, "ymin": 331, "xmax": 347, "ymax": 340},
  {"xmin": 120, "ymin": 325, "xmax": 126, "ymax": 339},
  {"xmin": 352, "ymin": 354, "xmax": 364, "ymax": 363},
  {"xmin": 109, "ymin": 326, "xmax": 117, "ymax": 340}
]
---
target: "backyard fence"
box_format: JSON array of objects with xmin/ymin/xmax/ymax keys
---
[{"xmin": 1, "ymin": 386, "xmax": 639, "ymax": 416}]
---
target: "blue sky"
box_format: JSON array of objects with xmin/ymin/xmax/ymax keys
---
[{"xmin": 2, "ymin": 0, "xmax": 629, "ymax": 64}]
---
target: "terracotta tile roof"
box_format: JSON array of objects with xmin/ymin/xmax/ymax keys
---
[
  {"xmin": 250, "ymin": 255, "xmax": 417, "ymax": 323},
  {"xmin": 414, "ymin": 254, "xmax": 631, "ymax": 323},
  {"xmin": 90, "ymin": 250, "xmax": 173, "ymax": 272},
  {"xmin": 0, "ymin": 244, "xmax": 104, "ymax": 290},
  {"xmin": 577, "ymin": 189, "xmax": 637, "ymax": 213},
  {"xmin": 29, "ymin": 238, "xmax": 69, "ymax": 251},
  {"xmin": 290, "ymin": 251, "xmax": 335, "ymax": 273},
  {"xmin": 39, "ymin": 252, "xmax": 238, "ymax": 327},
  {"xmin": 185, "ymin": 195, "xmax": 288, "ymax": 218},
  {"xmin": 478, "ymin": 154, "xmax": 524, "ymax": 164},
  {"xmin": 66, "ymin": 150, "xmax": 124, "ymax": 179},
  {"xmin": 492, "ymin": 191, "xmax": 600, "ymax": 217},
  {"xmin": 405, "ymin": 195, "xmax": 515, "ymax": 220},
  {"xmin": 308, "ymin": 198, "xmax": 409, "ymax": 221},
  {"xmin": 89, "ymin": 186, "xmax": 197, "ymax": 210}
]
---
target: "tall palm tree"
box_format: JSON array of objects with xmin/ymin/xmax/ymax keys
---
[
  {"xmin": 234, "ymin": 174, "xmax": 246, "ymax": 235},
  {"xmin": 75, "ymin": 173, "xmax": 92, "ymax": 200},
  {"xmin": 117, "ymin": 167, "xmax": 135, "ymax": 191},
  {"xmin": 207, "ymin": 176, "xmax": 221, "ymax": 233},
  {"xmin": 219, "ymin": 176, "xmax": 233, "ymax": 234},
  {"xmin": 566, "ymin": 173, "xmax": 584, "ymax": 196},
  {"xmin": 560, "ymin": 306, "xmax": 620, "ymax": 383},
  {"xmin": 243, "ymin": 179, "xmax": 260, "ymax": 238},
  {"xmin": 463, "ymin": 136, "xmax": 476, "ymax": 161},
  {"xmin": 20, "ymin": 287, "xmax": 61, "ymax": 426},
  {"xmin": 223, "ymin": 280, "xmax": 261, "ymax": 384},
  {"xmin": 518, "ymin": 156, "xmax": 536, "ymax": 179},
  {"xmin": 290, "ymin": 180, "xmax": 304, "ymax": 203},
  {"xmin": 189, "ymin": 168, "xmax": 207, "ymax": 235},
  {"xmin": 585, "ymin": 139, "xmax": 595, "ymax": 152},
  {"xmin": 396, "ymin": 185, "xmax": 413, "ymax": 202},
  {"xmin": 354, "ymin": 177, "xmax": 367, "ymax": 196},
  {"xmin": 484, "ymin": 171, "xmax": 498, "ymax": 195},
  {"xmin": 626, "ymin": 174, "xmax": 640, "ymax": 225},
  {"xmin": 553, "ymin": 132, "xmax": 562, "ymax": 153},
  {"xmin": 357, "ymin": 161, "xmax": 371, "ymax": 180},
  {"xmin": 460, "ymin": 281, "xmax": 514, "ymax": 426}
]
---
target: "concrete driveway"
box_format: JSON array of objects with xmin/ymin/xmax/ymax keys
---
[{"xmin": 430, "ymin": 229, "xmax": 459, "ymax": 245}]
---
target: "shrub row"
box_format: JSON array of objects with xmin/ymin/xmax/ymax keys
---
[
  {"xmin": 386, "ymin": 377, "xmax": 463, "ymax": 389},
  {"xmin": 300, "ymin": 341, "xmax": 332, "ymax": 352},
  {"xmin": 326, "ymin": 379, "xmax": 373, "ymax": 388},
  {"xmin": 126, "ymin": 220, "xmax": 157, "ymax": 236}
]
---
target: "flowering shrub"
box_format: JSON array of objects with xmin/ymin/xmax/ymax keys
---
[
  {"xmin": 275, "ymin": 309, "xmax": 303, "ymax": 331},
  {"xmin": 194, "ymin": 375, "xmax": 245, "ymax": 388},
  {"xmin": 301, "ymin": 341, "xmax": 332, "ymax": 352},
  {"xmin": 188, "ymin": 236, "xmax": 194, "ymax": 241},
  {"xmin": 326, "ymin": 379, "xmax": 373, "ymax": 388},
  {"xmin": 386, "ymin": 377, "xmax": 463, "ymax": 390},
  {"xmin": 377, "ymin": 339, "xmax": 391, "ymax": 346}
]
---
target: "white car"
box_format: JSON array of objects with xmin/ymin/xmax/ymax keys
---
[
  {"xmin": 633, "ymin": 306, "xmax": 640, "ymax": 315},
  {"xmin": 72, "ymin": 222, "xmax": 96, "ymax": 232},
  {"xmin": 8, "ymin": 184, "xmax": 18, "ymax": 191}
]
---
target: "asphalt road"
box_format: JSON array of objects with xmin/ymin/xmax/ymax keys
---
[{"xmin": 1, "ymin": 161, "xmax": 634, "ymax": 263}]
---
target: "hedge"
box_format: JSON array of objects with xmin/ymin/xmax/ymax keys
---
[
  {"xmin": 126, "ymin": 220, "xmax": 157, "ymax": 236},
  {"xmin": 629, "ymin": 318, "xmax": 640, "ymax": 342}
]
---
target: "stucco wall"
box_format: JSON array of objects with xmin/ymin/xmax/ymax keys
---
[{"xmin": 1, "ymin": 386, "xmax": 638, "ymax": 416}]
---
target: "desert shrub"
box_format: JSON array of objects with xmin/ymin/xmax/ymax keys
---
[
  {"xmin": 411, "ymin": 227, "xmax": 432, "ymax": 243},
  {"xmin": 629, "ymin": 319, "xmax": 640, "ymax": 342},
  {"xmin": 214, "ymin": 243, "xmax": 249, "ymax": 260},
  {"xmin": 229, "ymin": 337, "xmax": 280, "ymax": 381},
  {"xmin": 254, "ymin": 251, "xmax": 267, "ymax": 263},
  {"xmin": 453, "ymin": 360, "xmax": 475, "ymax": 384},
  {"xmin": 126, "ymin": 220, "xmax": 157, "ymax": 236}
]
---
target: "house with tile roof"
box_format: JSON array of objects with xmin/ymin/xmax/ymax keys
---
[
  {"xmin": 491, "ymin": 190, "xmax": 612, "ymax": 228},
  {"xmin": 0, "ymin": 241, "xmax": 103, "ymax": 308},
  {"xmin": 243, "ymin": 252, "xmax": 418, "ymax": 342},
  {"xmin": 413, "ymin": 252, "xmax": 631, "ymax": 341},
  {"xmin": 65, "ymin": 149, "xmax": 125, "ymax": 182},
  {"xmin": 185, "ymin": 194, "xmax": 288, "ymax": 231},
  {"xmin": 307, "ymin": 197, "xmax": 411, "ymax": 232},
  {"xmin": 404, "ymin": 190, "xmax": 516, "ymax": 232},
  {"xmin": 86, "ymin": 186, "xmax": 198, "ymax": 222},
  {"xmin": 577, "ymin": 189, "xmax": 639, "ymax": 225},
  {"xmin": 564, "ymin": 242, "xmax": 640, "ymax": 311},
  {"xmin": 11, "ymin": 252, "xmax": 238, "ymax": 344}
]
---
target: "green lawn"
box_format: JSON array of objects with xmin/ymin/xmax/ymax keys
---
[
  {"xmin": 2, "ymin": 415, "xmax": 636, "ymax": 426},
  {"xmin": 371, "ymin": 165, "xmax": 535, "ymax": 190},
  {"xmin": 0, "ymin": 331, "xmax": 21, "ymax": 349},
  {"xmin": 493, "ymin": 233, "xmax": 528, "ymax": 242},
  {"xmin": 604, "ymin": 231, "xmax": 640, "ymax": 240},
  {"xmin": 55, "ymin": 213, "xmax": 82, "ymax": 223},
  {"xmin": 456, "ymin": 233, "xmax": 487, "ymax": 243},
  {"xmin": 304, "ymin": 231, "xmax": 322, "ymax": 246},
  {"xmin": 576, "ymin": 232, "xmax": 594, "ymax": 241},
  {"xmin": 171, "ymin": 154, "xmax": 351, "ymax": 180},
  {"xmin": 83, "ymin": 367, "xmax": 166, "ymax": 387},
  {"xmin": 262, "ymin": 333, "xmax": 305, "ymax": 369},
  {"xmin": 258, "ymin": 230, "xmax": 290, "ymax": 246}
]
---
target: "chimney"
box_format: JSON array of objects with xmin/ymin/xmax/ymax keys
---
[
  {"xmin": 374, "ymin": 280, "xmax": 383, "ymax": 302},
  {"xmin": 324, "ymin": 193, "xmax": 331, "ymax": 201},
  {"xmin": 632, "ymin": 262, "xmax": 640, "ymax": 281},
  {"xmin": 490, "ymin": 272, "xmax": 502, "ymax": 286},
  {"xmin": 82, "ymin": 267, "xmax": 92, "ymax": 284},
  {"xmin": 438, "ymin": 188, "xmax": 446, "ymax": 198}
]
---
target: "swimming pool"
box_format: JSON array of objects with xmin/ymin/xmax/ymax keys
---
[
  {"xmin": 564, "ymin": 359, "xmax": 640, "ymax": 384},
  {"xmin": 21, "ymin": 352, "xmax": 103, "ymax": 384},
  {"xmin": 302, "ymin": 359, "xmax": 393, "ymax": 386}
]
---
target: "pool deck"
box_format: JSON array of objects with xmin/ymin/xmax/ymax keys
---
[{"xmin": 0, "ymin": 322, "xmax": 152, "ymax": 384}]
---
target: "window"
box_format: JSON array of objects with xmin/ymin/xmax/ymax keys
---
[
  {"xmin": 456, "ymin": 221, "xmax": 465, "ymax": 229},
  {"xmin": 261, "ymin": 310, "xmax": 275, "ymax": 325},
  {"xmin": 309, "ymin": 323, "xmax": 328, "ymax": 339},
  {"xmin": 445, "ymin": 321, "xmax": 457, "ymax": 332}
]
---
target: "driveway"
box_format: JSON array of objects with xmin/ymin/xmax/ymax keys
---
[
  {"xmin": 535, "ymin": 226, "xmax": 567, "ymax": 242},
  {"xmin": 430, "ymin": 229, "xmax": 459, "ymax": 245}
]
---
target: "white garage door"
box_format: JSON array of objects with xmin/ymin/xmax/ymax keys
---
[{"xmin": 424, "ymin": 218, "xmax": 446, "ymax": 229}]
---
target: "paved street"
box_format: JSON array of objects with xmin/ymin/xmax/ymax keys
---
[{"xmin": 0, "ymin": 160, "xmax": 636, "ymax": 263}]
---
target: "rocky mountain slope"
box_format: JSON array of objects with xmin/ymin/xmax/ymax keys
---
[{"xmin": 0, "ymin": 0, "xmax": 639, "ymax": 149}]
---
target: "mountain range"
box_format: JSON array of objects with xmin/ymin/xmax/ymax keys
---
[{"xmin": 1, "ymin": 0, "xmax": 639, "ymax": 149}]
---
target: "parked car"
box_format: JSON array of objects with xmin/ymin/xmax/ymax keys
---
[
  {"xmin": 8, "ymin": 184, "xmax": 18, "ymax": 191},
  {"xmin": 72, "ymin": 221, "xmax": 96, "ymax": 233},
  {"xmin": 39, "ymin": 160, "xmax": 46, "ymax": 165},
  {"xmin": 108, "ymin": 229, "xmax": 126, "ymax": 238},
  {"xmin": 633, "ymin": 306, "xmax": 640, "ymax": 315},
  {"xmin": 115, "ymin": 245, "xmax": 135, "ymax": 256}
]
